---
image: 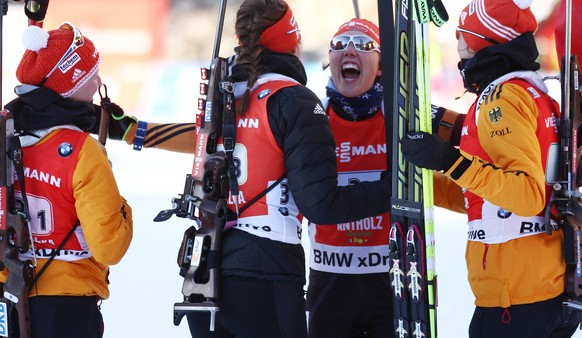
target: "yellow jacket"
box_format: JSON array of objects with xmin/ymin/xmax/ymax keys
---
[
  {"xmin": 445, "ymin": 77, "xmax": 564, "ymax": 308},
  {"xmin": 2, "ymin": 130, "xmax": 133, "ymax": 300}
]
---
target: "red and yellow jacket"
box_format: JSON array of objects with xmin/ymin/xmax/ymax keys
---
[
  {"xmin": 445, "ymin": 73, "xmax": 564, "ymax": 308},
  {"xmin": 2, "ymin": 128, "xmax": 133, "ymax": 300}
]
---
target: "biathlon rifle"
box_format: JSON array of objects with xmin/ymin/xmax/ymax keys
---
[
  {"xmin": 0, "ymin": 110, "xmax": 34, "ymax": 338},
  {"xmin": 154, "ymin": 0, "xmax": 235, "ymax": 332},
  {"xmin": 0, "ymin": 1, "xmax": 49, "ymax": 337},
  {"xmin": 544, "ymin": 0, "xmax": 582, "ymax": 314}
]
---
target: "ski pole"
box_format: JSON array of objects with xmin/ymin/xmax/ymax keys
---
[
  {"xmin": 24, "ymin": 0, "xmax": 49, "ymax": 27},
  {"xmin": 563, "ymin": 0, "xmax": 572, "ymax": 121},
  {"xmin": 1, "ymin": 0, "xmax": 6, "ymax": 107},
  {"xmin": 352, "ymin": 0, "xmax": 360, "ymax": 18}
]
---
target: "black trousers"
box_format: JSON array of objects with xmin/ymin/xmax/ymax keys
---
[
  {"xmin": 469, "ymin": 294, "xmax": 581, "ymax": 338},
  {"xmin": 29, "ymin": 295, "xmax": 103, "ymax": 338},
  {"xmin": 306, "ymin": 270, "xmax": 394, "ymax": 338},
  {"xmin": 187, "ymin": 277, "xmax": 307, "ymax": 338}
]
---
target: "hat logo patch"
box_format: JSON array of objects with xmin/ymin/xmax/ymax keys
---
[
  {"xmin": 58, "ymin": 142, "xmax": 74, "ymax": 157},
  {"xmin": 58, "ymin": 52, "xmax": 81, "ymax": 74},
  {"xmin": 290, "ymin": 15, "xmax": 296, "ymax": 29},
  {"xmin": 71, "ymin": 68, "xmax": 86, "ymax": 83},
  {"xmin": 460, "ymin": 12, "xmax": 467, "ymax": 25}
]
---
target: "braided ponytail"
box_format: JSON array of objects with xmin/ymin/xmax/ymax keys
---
[{"xmin": 235, "ymin": 0, "xmax": 288, "ymax": 115}]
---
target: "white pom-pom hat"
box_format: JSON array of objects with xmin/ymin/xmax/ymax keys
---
[
  {"xmin": 16, "ymin": 22, "xmax": 100, "ymax": 98},
  {"xmin": 22, "ymin": 25, "xmax": 49, "ymax": 52},
  {"xmin": 458, "ymin": 0, "xmax": 537, "ymax": 53}
]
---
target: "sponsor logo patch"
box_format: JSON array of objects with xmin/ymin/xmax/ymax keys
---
[
  {"xmin": 0, "ymin": 301, "xmax": 7, "ymax": 336},
  {"xmin": 313, "ymin": 103, "xmax": 325, "ymax": 115},
  {"xmin": 257, "ymin": 89, "xmax": 271, "ymax": 99},
  {"xmin": 58, "ymin": 142, "xmax": 74, "ymax": 157},
  {"xmin": 497, "ymin": 208, "xmax": 512, "ymax": 219},
  {"xmin": 58, "ymin": 53, "xmax": 81, "ymax": 74},
  {"xmin": 71, "ymin": 68, "xmax": 86, "ymax": 83},
  {"xmin": 488, "ymin": 107, "xmax": 502, "ymax": 124}
]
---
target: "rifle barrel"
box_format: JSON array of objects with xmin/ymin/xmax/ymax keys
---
[
  {"xmin": 563, "ymin": 0, "xmax": 572, "ymax": 119},
  {"xmin": 352, "ymin": 0, "xmax": 360, "ymax": 18},
  {"xmin": 211, "ymin": 0, "xmax": 228, "ymax": 60}
]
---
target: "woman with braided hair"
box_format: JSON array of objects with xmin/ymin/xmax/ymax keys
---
[
  {"xmin": 83, "ymin": 0, "xmax": 387, "ymax": 336},
  {"xmin": 183, "ymin": 0, "xmax": 391, "ymax": 337}
]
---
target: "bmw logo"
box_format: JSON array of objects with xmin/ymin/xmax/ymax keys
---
[
  {"xmin": 278, "ymin": 207, "xmax": 289, "ymax": 216},
  {"xmin": 257, "ymin": 89, "xmax": 271, "ymax": 100},
  {"xmin": 497, "ymin": 208, "xmax": 512, "ymax": 219},
  {"xmin": 58, "ymin": 142, "xmax": 74, "ymax": 157}
]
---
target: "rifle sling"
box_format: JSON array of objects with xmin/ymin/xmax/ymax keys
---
[
  {"xmin": 238, "ymin": 174, "xmax": 286, "ymax": 215},
  {"xmin": 28, "ymin": 221, "xmax": 79, "ymax": 292},
  {"xmin": 221, "ymin": 79, "xmax": 239, "ymax": 196},
  {"xmin": 10, "ymin": 135, "xmax": 31, "ymax": 222}
]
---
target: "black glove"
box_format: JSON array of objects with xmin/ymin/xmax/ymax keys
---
[
  {"xmin": 400, "ymin": 131, "xmax": 461, "ymax": 171},
  {"xmin": 90, "ymin": 102, "xmax": 137, "ymax": 141}
]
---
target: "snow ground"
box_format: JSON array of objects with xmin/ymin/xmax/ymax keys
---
[{"xmin": 101, "ymin": 143, "xmax": 582, "ymax": 337}]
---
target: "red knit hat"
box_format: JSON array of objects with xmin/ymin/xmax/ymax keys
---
[
  {"xmin": 259, "ymin": 2, "xmax": 301, "ymax": 53},
  {"xmin": 333, "ymin": 18, "xmax": 380, "ymax": 47},
  {"xmin": 16, "ymin": 23, "xmax": 100, "ymax": 98},
  {"xmin": 458, "ymin": 0, "xmax": 537, "ymax": 53}
]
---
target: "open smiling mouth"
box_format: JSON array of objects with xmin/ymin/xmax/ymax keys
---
[{"xmin": 342, "ymin": 63, "xmax": 360, "ymax": 79}]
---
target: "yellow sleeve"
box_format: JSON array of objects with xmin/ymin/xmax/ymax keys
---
[
  {"xmin": 124, "ymin": 122, "xmax": 196, "ymax": 154},
  {"xmin": 73, "ymin": 136, "xmax": 133, "ymax": 265},
  {"xmin": 446, "ymin": 83, "xmax": 546, "ymax": 216}
]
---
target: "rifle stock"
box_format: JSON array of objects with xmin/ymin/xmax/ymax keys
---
[
  {"xmin": 0, "ymin": 110, "xmax": 33, "ymax": 338},
  {"xmin": 170, "ymin": 51, "xmax": 233, "ymax": 329},
  {"xmin": 546, "ymin": 53, "xmax": 582, "ymax": 315},
  {"xmin": 0, "ymin": 1, "xmax": 52, "ymax": 336},
  {"xmin": 561, "ymin": 55, "xmax": 582, "ymax": 299},
  {"xmin": 153, "ymin": 8, "xmax": 234, "ymax": 330}
]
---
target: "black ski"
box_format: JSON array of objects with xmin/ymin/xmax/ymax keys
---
[
  {"xmin": 381, "ymin": 0, "xmax": 447, "ymax": 336},
  {"xmin": 545, "ymin": 0, "xmax": 582, "ymax": 314}
]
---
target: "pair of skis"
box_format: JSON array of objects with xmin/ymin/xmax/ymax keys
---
[{"xmin": 378, "ymin": 0, "xmax": 447, "ymax": 337}]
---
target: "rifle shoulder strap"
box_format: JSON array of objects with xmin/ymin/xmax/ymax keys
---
[
  {"xmin": 238, "ymin": 174, "xmax": 286, "ymax": 215},
  {"xmin": 28, "ymin": 220, "xmax": 79, "ymax": 292},
  {"xmin": 9, "ymin": 135, "xmax": 31, "ymax": 222},
  {"xmin": 222, "ymin": 76, "xmax": 238, "ymax": 196}
]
